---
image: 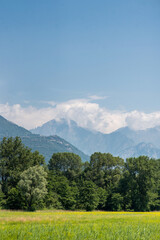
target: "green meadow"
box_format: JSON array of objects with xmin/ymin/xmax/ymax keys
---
[{"xmin": 1, "ymin": 211, "xmax": 160, "ymax": 240}]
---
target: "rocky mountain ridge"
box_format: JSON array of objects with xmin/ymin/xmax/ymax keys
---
[{"xmin": 31, "ymin": 118, "xmax": 160, "ymax": 159}]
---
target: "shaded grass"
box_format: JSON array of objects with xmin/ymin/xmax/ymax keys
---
[{"xmin": 1, "ymin": 210, "xmax": 160, "ymax": 239}]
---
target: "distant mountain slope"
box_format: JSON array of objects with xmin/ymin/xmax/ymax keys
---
[
  {"xmin": 118, "ymin": 142, "xmax": 160, "ymax": 159},
  {"xmin": 0, "ymin": 115, "xmax": 89, "ymax": 162},
  {"xmin": 31, "ymin": 119, "xmax": 134, "ymax": 155},
  {"xmin": 0, "ymin": 115, "xmax": 31, "ymax": 137},
  {"xmin": 116, "ymin": 126, "xmax": 160, "ymax": 148},
  {"xmin": 31, "ymin": 118, "xmax": 160, "ymax": 159}
]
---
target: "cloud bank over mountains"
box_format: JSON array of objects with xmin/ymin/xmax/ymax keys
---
[{"xmin": 0, "ymin": 97, "xmax": 160, "ymax": 133}]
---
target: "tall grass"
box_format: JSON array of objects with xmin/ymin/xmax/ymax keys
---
[{"xmin": 1, "ymin": 211, "xmax": 160, "ymax": 239}]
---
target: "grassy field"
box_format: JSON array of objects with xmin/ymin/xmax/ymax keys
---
[{"xmin": 0, "ymin": 210, "xmax": 160, "ymax": 239}]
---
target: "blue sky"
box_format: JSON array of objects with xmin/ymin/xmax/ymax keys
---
[{"xmin": 0, "ymin": 0, "xmax": 160, "ymax": 131}]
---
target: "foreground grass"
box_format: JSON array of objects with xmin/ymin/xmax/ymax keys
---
[{"xmin": 1, "ymin": 210, "xmax": 160, "ymax": 239}]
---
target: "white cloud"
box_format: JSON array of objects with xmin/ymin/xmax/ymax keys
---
[
  {"xmin": 0, "ymin": 98, "xmax": 160, "ymax": 133},
  {"xmin": 126, "ymin": 111, "xmax": 160, "ymax": 130},
  {"xmin": 0, "ymin": 103, "xmax": 55, "ymax": 130},
  {"xmin": 88, "ymin": 95, "xmax": 108, "ymax": 101},
  {"xmin": 40, "ymin": 100, "xmax": 57, "ymax": 107}
]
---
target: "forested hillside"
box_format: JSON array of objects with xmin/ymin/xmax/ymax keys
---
[{"xmin": 0, "ymin": 115, "xmax": 89, "ymax": 162}]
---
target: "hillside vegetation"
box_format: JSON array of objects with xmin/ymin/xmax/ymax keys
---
[{"xmin": 0, "ymin": 115, "xmax": 89, "ymax": 162}]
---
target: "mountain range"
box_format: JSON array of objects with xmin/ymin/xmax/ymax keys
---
[
  {"xmin": 31, "ymin": 118, "xmax": 160, "ymax": 159},
  {"xmin": 0, "ymin": 115, "xmax": 89, "ymax": 162},
  {"xmin": 1, "ymin": 114, "xmax": 160, "ymax": 160}
]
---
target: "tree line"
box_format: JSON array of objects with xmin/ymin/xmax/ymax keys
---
[{"xmin": 0, "ymin": 137, "xmax": 160, "ymax": 211}]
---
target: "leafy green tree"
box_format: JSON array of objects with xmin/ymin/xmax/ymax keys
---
[
  {"xmin": 149, "ymin": 159, "xmax": 160, "ymax": 210},
  {"xmin": 58, "ymin": 181, "xmax": 77, "ymax": 210},
  {"xmin": 46, "ymin": 170, "xmax": 62, "ymax": 209},
  {"xmin": 78, "ymin": 180, "xmax": 99, "ymax": 211},
  {"xmin": 90, "ymin": 152, "xmax": 124, "ymax": 189},
  {"xmin": 106, "ymin": 193, "xmax": 123, "ymax": 211},
  {"xmin": 45, "ymin": 191, "xmax": 63, "ymax": 209},
  {"xmin": 48, "ymin": 152, "xmax": 82, "ymax": 180},
  {"xmin": 6, "ymin": 187, "xmax": 26, "ymax": 210},
  {"xmin": 18, "ymin": 165, "xmax": 47, "ymax": 211},
  {"xmin": 0, "ymin": 137, "xmax": 45, "ymax": 195},
  {"xmin": 120, "ymin": 156, "xmax": 158, "ymax": 211},
  {"xmin": 97, "ymin": 187, "xmax": 108, "ymax": 210},
  {"xmin": 47, "ymin": 172, "xmax": 78, "ymax": 210},
  {"xmin": 0, "ymin": 184, "xmax": 5, "ymax": 209},
  {"xmin": 89, "ymin": 152, "xmax": 124, "ymax": 210}
]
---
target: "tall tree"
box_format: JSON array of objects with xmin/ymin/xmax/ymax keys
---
[
  {"xmin": 46, "ymin": 171, "xmax": 78, "ymax": 210},
  {"xmin": 90, "ymin": 152, "xmax": 124, "ymax": 189},
  {"xmin": 48, "ymin": 152, "xmax": 82, "ymax": 180},
  {"xmin": 120, "ymin": 156, "xmax": 158, "ymax": 211},
  {"xmin": 18, "ymin": 165, "xmax": 47, "ymax": 211},
  {"xmin": 89, "ymin": 152, "xmax": 124, "ymax": 210},
  {"xmin": 78, "ymin": 180, "xmax": 99, "ymax": 211},
  {"xmin": 0, "ymin": 137, "xmax": 45, "ymax": 194}
]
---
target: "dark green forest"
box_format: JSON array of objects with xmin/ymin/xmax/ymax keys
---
[{"xmin": 0, "ymin": 137, "xmax": 160, "ymax": 212}]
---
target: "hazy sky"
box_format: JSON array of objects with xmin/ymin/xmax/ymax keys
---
[{"xmin": 0, "ymin": 0, "xmax": 160, "ymax": 132}]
